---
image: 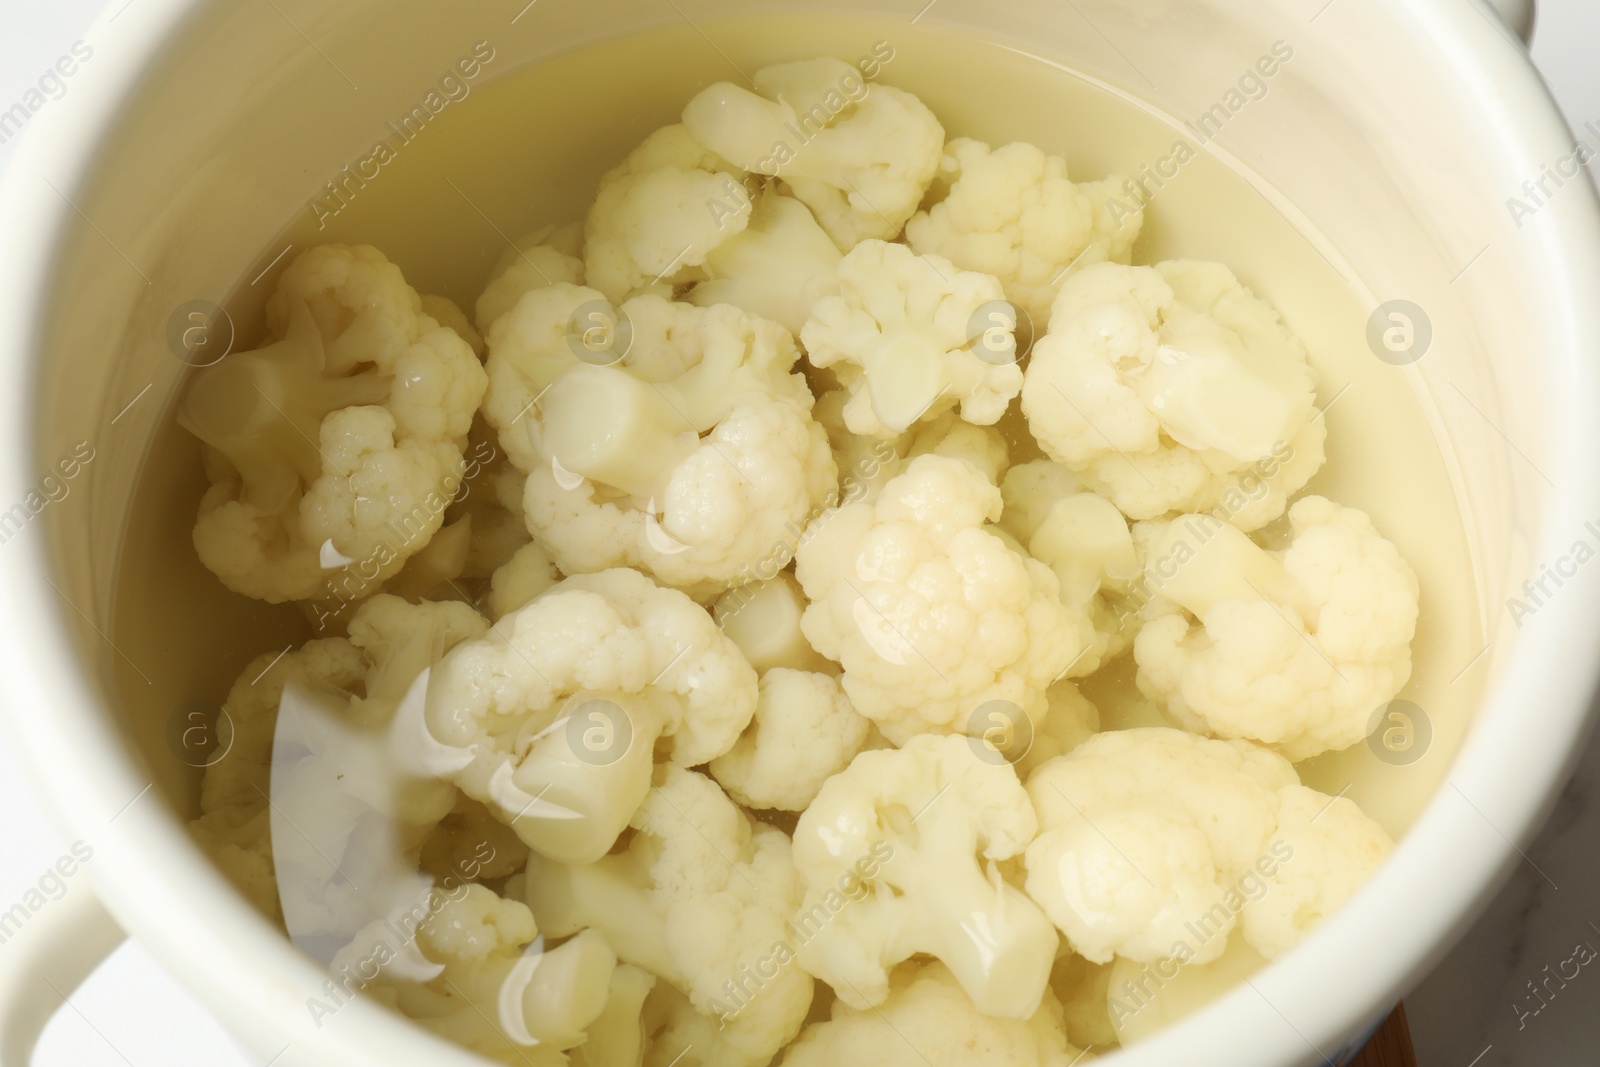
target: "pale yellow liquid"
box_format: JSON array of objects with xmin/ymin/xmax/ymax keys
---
[{"xmin": 115, "ymin": 17, "xmax": 1478, "ymax": 852}]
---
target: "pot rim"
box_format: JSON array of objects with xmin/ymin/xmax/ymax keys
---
[{"xmin": 0, "ymin": 1, "xmax": 1597, "ymax": 1065}]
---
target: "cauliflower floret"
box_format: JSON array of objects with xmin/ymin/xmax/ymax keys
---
[
  {"xmin": 535, "ymin": 389, "xmax": 836, "ymax": 597},
  {"xmin": 574, "ymin": 964, "xmax": 657, "ymax": 1067},
  {"xmin": 795, "ymin": 454, "xmax": 1098, "ymax": 743},
  {"xmin": 783, "ymin": 961, "xmax": 1087, "ymax": 1067},
  {"xmin": 525, "ymin": 299, "xmax": 832, "ymax": 595},
  {"xmin": 683, "ymin": 57, "xmax": 944, "ymax": 250},
  {"xmin": 485, "ymin": 279, "xmax": 814, "ymax": 475},
  {"xmin": 299, "ymin": 404, "xmax": 465, "ymax": 561},
  {"xmin": 476, "ymin": 221, "xmax": 586, "ymax": 335},
  {"xmin": 191, "ymin": 596, "xmax": 487, "ymax": 934},
  {"xmin": 907, "ymin": 138, "xmax": 1141, "ymax": 329},
  {"xmin": 266, "ymin": 246, "xmax": 487, "ymax": 445},
  {"xmin": 189, "ymin": 637, "xmax": 366, "ymax": 922},
  {"xmin": 1023, "ymin": 727, "xmax": 1392, "ymax": 965},
  {"xmin": 999, "ymin": 460, "xmax": 1086, "ymax": 543},
  {"xmin": 1239, "ymin": 785, "xmax": 1393, "ymax": 958},
  {"xmin": 420, "ymin": 294, "xmax": 484, "ymax": 357},
  {"xmin": 689, "ymin": 189, "xmax": 842, "ymax": 334},
  {"xmin": 999, "ymin": 459, "xmax": 1140, "ymax": 661},
  {"xmin": 1132, "ymin": 498, "xmax": 1419, "ymax": 761},
  {"xmin": 791, "ymin": 735, "xmax": 1056, "ymax": 1017},
  {"xmin": 423, "ymin": 569, "xmax": 758, "ymax": 864},
  {"xmin": 369, "ymin": 883, "xmax": 616, "ymax": 1063},
  {"xmin": 641, "ymin": 985, "xmax": 735, "ymax": 1067},
  {"xmin": 802, "ymin": 240, "xmax": 1022, "ymax": 438},
  {"xmin": 520, "ymin": 473, "xmax": 643, "ymax": 578},
  {"xmin": 899, "ymin": 409, "xmax": 1012, "ymax": 486},
  {"xmin": 489, "ymin": 285, "xmax": 815, "ymax": 473},
  {"xmin": 1014, "ymin": 679, "xmax": 1100, "ymax": 781},
  {"xmin": 710, "ymin": 669, "xmax": 870, "ymax": 811},
  {"xmin": 523, "ymin": 767, "xmax": 813, "ymax": 1067},
  {"xmin": 482, "ymin": 282, "xmax": 612, "ymax": 474},
  {"xmin": 487, "ymin": 541, "xmax": 562, "ymax": 620},
  {"xmin": 712, "ymin": 574, "xmax": 834, "ymax": 675},
  {"xmin": 816, "ymin": 390, "xmax": 1010, "ymax": 507},
  {"xmin": 812, "ymin": 388, "xmax": 903, "ymax": 502},
  {"xmin": 1020, "ymin": 260, "xmax": 1324, "ymax": 529},
  {"xmin": 180, "ymin": 245, "xmax": 487, "ymax": 603},
  {"xmin": 280, "ymin": 600, "xmax": 492, "ymax": 948},
  {"xmin": 584, "ymin": 124, "xmax": 752, "ymax": 303},
  {"xmin": 1001, "ymin": 471, "xmax": 1136, "ymax": 610}
]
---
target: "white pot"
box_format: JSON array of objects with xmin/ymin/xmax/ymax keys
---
[{"xmin": 0, "ymin": 0, "xmax": 1594, "ymax": 1064}]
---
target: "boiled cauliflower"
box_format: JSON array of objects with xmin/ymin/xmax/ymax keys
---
[
  {"xmin": 531, "ymin": 393, "xmax": 835, "ymax": 597},
  {"xmin": 783, "ymin": 961, "xmax": 1088, "ymax": 1067},
  {"xmin": 999, "ymin": 459, "xmax": 1140, "ymax": 660},
  {"xmin": 487, "ymin": 541, "xmax": 562, "ymax": 620},
  {"xmin": 481, "ymin": 282, "xmax": 613, "ymax": 474},
  {"xmin": 795, "ymin": 454, "xmax": 1099, "ymax": 743},
  {"xmin": 813, "ymin": 390, "xmax": 1008, "ymax": 506},
  {"xmin": 1020, "ymin": 260, "xmax": 1324, "ymax": 529},
  {"xmin": 483, "ymin": 276, "xmax": 819, "ymax": 480},
  {"xmin": 802, "ymin": 240, "xmax": 1022, "ymax": 438},
  {"xmin": 791, "ymin": 734, "xmax": 1057, "ymax": 1018},
  {"xmin": 423, "ymin": 569, "xmax": 758, "ymax": 864},
  {"xmin": 1013, "ymin": 679, "xmax": 1100, "ymax": 781},
  {"xmin": 189, "ymin": 637, "xmax": 364, "ymax": 923},
  {"xmin": 522, "ymin": 766, "xmax": 813, "ymax": 1067},
  {"xmin": 528, "ymin": 299, "xmax": 834, "ymax": 595},
  {"xmin": 711, "ymin": 574, "xmax": 834, "ymax": 675},
  {"xmin": 1240, "ymin": 784, "xmax": 1393, "ymax": 957},
  {"xmin": 476, "ymin": 221, "xmax": 586, "ymax": 335},
  {"xmin": 682, "ymin": 57, "xmax": 943, "ymax": 249},
  {"xmin": 1023, "ymin": 727, "xmax": 1392, "ymax": 965},
  {"xmin": 366, "ymin": 882, "xmax": 618, "ymax": 1064},
  {"xmin": 574, "ymin": 964, "xmax": 657, "ymax": 1067},
  {"xmin": 179, "ymin": 245, "xmax": 487, "ymax": 602},
  {"xmin": 190, "ymin": 595, "xmax": 486, "ymax": 932},
  {"xmin": 907, "ymin": 137, "xmax": 1141, "ymax": 328},
  {"xmin": 482, "ymin": 277, "xmax": 791, "ymax": 478},
  {"xmin": 689, "ymin": 188, "xmax": 842, "ymax": 334},
  {"xmin": 710, "ymin": 668, "xmax": 870, "ymax": 811},
  {"xmin": 999, "ymin": 461, "xmax": 1136, "ymax": 607},
  {"xmin": 811, "ymin": 388, "xmax": 892, "ymax": 498},
  {"xmin": 277, "ymin": 599, "xmax": 493, "ymax": 951},
  {"xmin": 584, "ymin": 124, "xmax": 752, "ymax": 303},
  {"xmin": 895, "ymin": 409, "xmax": 1012, "ymax": 486},
  {"xmin": 1133, "ymin": 498, "xmax": 1419, "ymax": 761},
  {"xmin": 180, "ymin": 53, "xmax": 1434, "ymax": 1067},
  {"xmin": 640, "ymin": 980, "xmax": 820, "ymax": 1067},
  {"xmin": 419, "ymin": 294, "xmax": 484, "ymax": 357}
]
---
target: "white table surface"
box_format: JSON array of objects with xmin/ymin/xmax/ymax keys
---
[{"xmin": 2, "ymin": 1, "xmax": 1598, "ymax": 1064}]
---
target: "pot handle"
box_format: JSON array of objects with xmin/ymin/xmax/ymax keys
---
[
  {"xmin": 1486, "ymin": 0, "xmax": 1536, "ymax": 42},
  {"xmin": 0, "ymin": 886, "xmax": 126, "ymax": 1065}
]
